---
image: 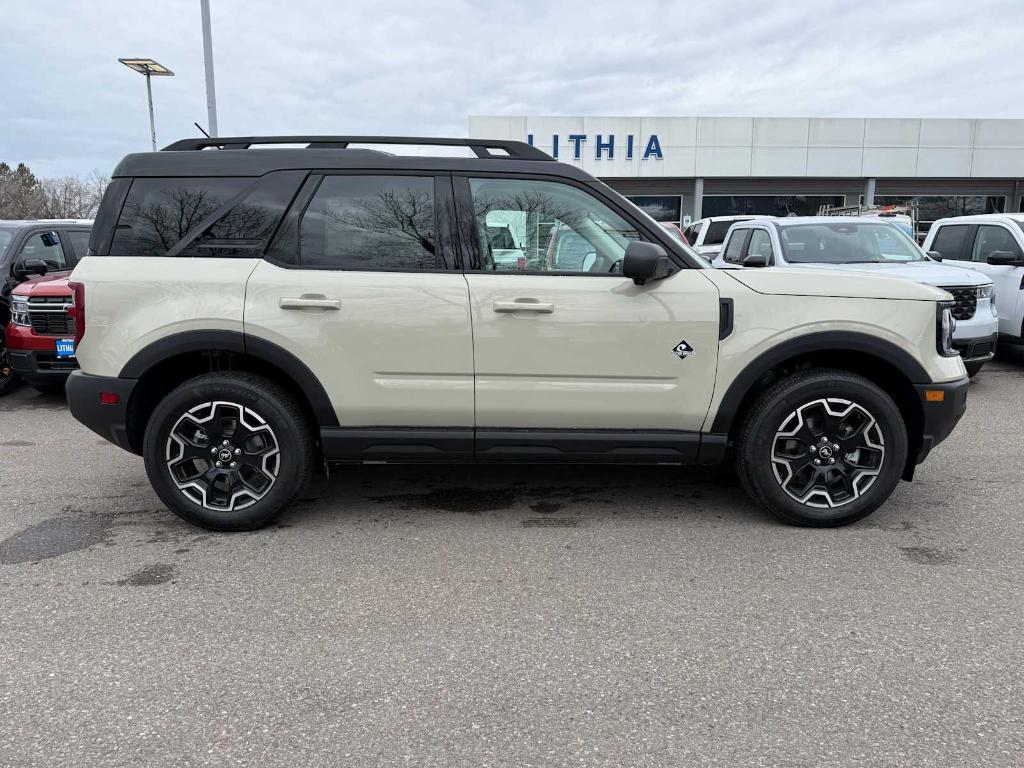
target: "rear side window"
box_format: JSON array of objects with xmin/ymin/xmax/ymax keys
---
[
  {"xmin": 704, "ymin": 220, "xmax": 737, "ymax": 245},
  {"xmin": 930, "ymin": 224, "xmax": 968, "ymax": 260},
  {"xmin": 110, "ymin": 178, "xmax": 249, "ymax": 256},
  {"xmin": 299, "ymin": 176, "xmax": 440, "ymax": 270}
]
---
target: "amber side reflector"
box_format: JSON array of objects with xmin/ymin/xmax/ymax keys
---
[{"xmin": 924, "ymin": 390, "xmax": 945, "ymax": 402}]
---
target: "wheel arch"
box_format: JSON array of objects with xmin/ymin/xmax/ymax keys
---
[
  {"xmin": 710, "ymin": 332, "xmax": 928, "ymax": 479},
  {"xmin": 120, "ymin": 330, "xmax": 336, "ymax": 454}
]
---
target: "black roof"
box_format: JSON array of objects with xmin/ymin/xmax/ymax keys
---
[{"xmin": 112, "ymin": 135, "xmax": 597, "ymax": 182}]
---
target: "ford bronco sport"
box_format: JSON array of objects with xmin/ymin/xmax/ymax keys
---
[{"xmin": 66, "ymin": 136, "xmax": 969, "ymax": 531}]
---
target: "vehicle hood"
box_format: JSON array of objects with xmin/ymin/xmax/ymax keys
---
[
  {"xmin": 724, "ymin": 267, "xmax": 950, "ymax": 301},
  {"xmin": 11, "ymin": 272, "xmax": 72, "ymax": 297},
  {"xmin": 788, "ymin": 261, "xmax": 991, "ymax": 287}
]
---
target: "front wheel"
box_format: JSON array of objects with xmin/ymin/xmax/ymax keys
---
[
  {"xmin": 143, "ymin": 372, "xmax": 314, "ymax": 531},
  {"xmin": 0, "ymin": 350, "xmax": 18, "ymax": 397},
  {"xmin": 736, "ymin": 369, "xmax": 908, "ymax": 527}
]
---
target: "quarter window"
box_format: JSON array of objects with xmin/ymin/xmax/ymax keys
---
[
  {"xmin": 971, "ymin": 225, "xmax": 1022, "ymax": 262},
  {"xmin": 299, "ymin": 176, "xmax": 439, "ymax": 270},
  {"xmin": 468, "ymin": 178, "xmax": 639, "ymax": 273}
]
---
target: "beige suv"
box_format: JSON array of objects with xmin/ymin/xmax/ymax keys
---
[{"xmin": 66, "ymin": 136, "xmax": 968, "ymax": 531}]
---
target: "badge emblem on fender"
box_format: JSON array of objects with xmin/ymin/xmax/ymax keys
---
[{"xmin": 672, "ymin": 340, "xmax": 695, "ymax": 359}]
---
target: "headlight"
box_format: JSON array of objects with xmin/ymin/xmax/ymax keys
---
[
  {"xmin": 936, "ymin": 302, "xmax": 957, "ymax": 357},
  {"xmin": 977, "ymin": 284, "xmax": 994, "ymax": 300},
  {"xmin": 10, "ymin": 296, "xmax": 31, "ymax": 327}
]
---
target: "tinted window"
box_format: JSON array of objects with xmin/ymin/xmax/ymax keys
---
[
  {"xmin": 67, "ymin": 230, "xmax": 91, "ymax": 260},
  {"xmin": 690, "ymin": 222, "xmax": 703, "ymax": 245},
  {"xmin": 627, "ymin": 195, "xmax": 682, "ymax": 224},
  {"xmin": 723, "ymin": 230, "xmax": 747, "ymax": 264},
  {"xmin": 747, "ymin": 229, "xmax": 773, "ymax": 262},
  {"xmin": 972, "ymin": 225, "xmax": 1022, "ymax": 262},
  {"xmin": 18, "ymin": 231, "xmax": 67, "ymax": 270},
  {"xmin": 0, "ymin": 229, "xmax": 13, "ymax": 260},
  {"xmin": 705, "ymin": 220, "xmax": 739, "ymax": 245},
  {"xmin": 111, "ymin": 177, "xmax": 249, "ymax": 256},
  {"xmin": 468, "ymin": 178, "xmax": 639, "ymax": 273},
  {"xmin": 930, "ymin": 224, "xmax": 968, "ymax": 259},
  {"xmin": 300, "ymin": 175, "xmax": 439, "ymax": 270}
]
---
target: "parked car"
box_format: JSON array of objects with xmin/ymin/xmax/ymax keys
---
[
  {"xmin": 0, "ymin": 219, "xmax": 91, "ymax": 395},
  {"xmin": 711, "ymin": 217, "xmax": 999, "ymax": 377},
  {"xmin": 68, "ymin": 136, "xmax": 967, "ymax": 532},
  {"xmin": 7, "ymin": 274, "xmax": 79, "ymax": 394},
  {"xmin": 922, "ymin": 214, "xmax": 1024, "ymax": 347},
  {"xmin": 681, "ymin": 215, "xmax": 772, "ymax": 259}
]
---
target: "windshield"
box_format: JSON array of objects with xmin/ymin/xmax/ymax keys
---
[
  {"xmin": 0, "ymin": 229, "xmax": 14, "ymax": 260},
  {"xmin": 780, "ymin": 222, "xmax": 924, "ymax": 264}
]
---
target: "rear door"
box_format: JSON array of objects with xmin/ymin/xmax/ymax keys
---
[
  {"xmin": 244, "ymin": 172, "xmax": 475, "ymax": 451},
  {"xmin": 456, "ymin": 174, "xmax": 720, "ymax": 452}
]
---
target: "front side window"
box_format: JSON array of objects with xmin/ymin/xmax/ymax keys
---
[
  {"xmin": 747, "ymin": 229, "xmax": 773, "ymax": 262},
  {"xmin": 722, "ymin": 230, "xmax": 747, "ymax": 264},
  {"xmin": 972, "ymin": 225, "xmax": 1022, "ymax": 262},
  {"xmin": 67, "ymin": 230, "xmax": 91, "ymax": 260},
  {"xmin": 18, "ymin": 231, "xmax": 67, "ymax": 270},
  {"xmin": 930, "ymin": 224, "xmax": 968, "ymax": 260},
  {"xmin": 0, "ymin": 229, "xmax": 14, "ymax": 261},
  {"xmin": 299, "ymin": 175, "xmax": 439, "ymax": 270},
  {"xmin": 110, "ymin": 177, "xmax": 249, "ymax": 256},
  {"xmin": 468, "ymin": 178, "xmax": 639, "ymax": 273},
  {"xmin": 779, "ymin": 222, "xmax": 922, "ymax": 264}
]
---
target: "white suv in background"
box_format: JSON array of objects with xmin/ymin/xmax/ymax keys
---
[
  {"xmin": 712, "ymin": 217, "xmax": 999, "ymax": 376},
  {"xmin": 922, "ymin": 214, "xmax": 1024, "ymax": 346},
  {"xmin": 682, "ymin": 215, "xmax": 772, "ymax": 259}
]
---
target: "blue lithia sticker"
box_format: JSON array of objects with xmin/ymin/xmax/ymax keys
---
[{"xmin": 672, "ymin": 340, "xmax": 695, "ymax": 359}]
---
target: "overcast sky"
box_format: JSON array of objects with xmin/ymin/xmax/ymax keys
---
[{"xmin": 1, "ymin": 0, "xmax": 1019, "ymax": 178}]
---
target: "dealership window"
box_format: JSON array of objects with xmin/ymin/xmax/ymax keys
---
[
  {"xmin": 872, "ymin": 195, "xmax": 1005, "ymax": 240},
  {"xmin": 701, "ymin": 195, "xmax": 844, "ymax": 218},
  {"xmin": 627, "ymin": 196, "xmax": 682, "ymax": 226}
]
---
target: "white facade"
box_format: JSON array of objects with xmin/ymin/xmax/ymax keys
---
[{"xmin": 469, "ymin": 116, "xmax": 1024, "ymax": 179}]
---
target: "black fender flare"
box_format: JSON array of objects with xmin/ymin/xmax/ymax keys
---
[
  {"xmin": 709, "ymin": 331, "xmax": 930, "ymax": 435},
  {"xmin": 119, "ymin": 330, "xmax": 338, "ymax": 427}
]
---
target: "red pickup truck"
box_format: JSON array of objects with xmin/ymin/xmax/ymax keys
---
[{"xmin": 5, "ymin": 273, "xmax": 78, "ymax": 394}]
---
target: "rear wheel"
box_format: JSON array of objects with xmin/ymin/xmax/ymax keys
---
[
  {"xmin": 736, "ymin": 369, "xmax": 908, "ymax": 527},
  {"xmin": 143, "ymin": 372, "xmax": 314, "ymax": 531}
]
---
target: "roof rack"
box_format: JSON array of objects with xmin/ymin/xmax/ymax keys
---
[{"xmin": 160, "ymin": 135, "xmax": 552, "ymax": 161}]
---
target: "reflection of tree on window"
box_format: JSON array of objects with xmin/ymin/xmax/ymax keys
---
[
  {"xmin": 327, "ymin": 188, "xmax": 435, "ymax": 256},
  {"xmin": 122, "ymin": 188, "xmax": 223, "ymax": 253}
]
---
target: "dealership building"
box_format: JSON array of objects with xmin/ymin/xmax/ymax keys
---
[{"xmin": 468, "ymin": 116, "xmax": 1024, "ymax": 236}]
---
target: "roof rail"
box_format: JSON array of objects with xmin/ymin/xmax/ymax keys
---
[{"xmin": 160, "ymin": 135, "xmax": 552, "ymax": 161}]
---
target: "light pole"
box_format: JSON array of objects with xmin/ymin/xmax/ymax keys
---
[
  {"xmin": 118, "ymin": 58, "xmax": 175, "ymax": 151},
  {"xmin": 200, "ymin": 0, "xmax": 219, "ymax": 137}
]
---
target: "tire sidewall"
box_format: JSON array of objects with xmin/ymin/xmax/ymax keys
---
[
  {"xmin": 742, "ymin": 375, "xmax": 908, "ymax": 526},
  {"xmin": 144, "ymin": 375, "xmax": 310, "ymax": 531}
]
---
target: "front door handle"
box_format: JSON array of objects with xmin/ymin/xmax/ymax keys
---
[
  {"xmin": 280, "ymin": 295, "xmax": 341, "ymax": 311},
  {"xmin": 493, "ymin": 299, "xmax": 554, "ymax": 314}
]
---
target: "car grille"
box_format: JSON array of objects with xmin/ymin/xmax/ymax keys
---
[
  {"xmin": 26, "ymin": 296, "xmax": 76, "ymax": 336},
  {"xmin": 940, "ymin": 286, "xmax": 977, "ymax": 321}
]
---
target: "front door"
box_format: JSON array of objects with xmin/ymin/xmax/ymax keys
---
[
  {"xmin": 457, "ymin": 175, "xmax": 720, "ymax": 443},
  {"xmin": 245, "ymin": 173, "xmax": 474, "ymax": 451}
]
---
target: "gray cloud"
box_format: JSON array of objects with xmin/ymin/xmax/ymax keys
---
[{"xmin": 0, "ymin": 0, "xmax": 1017, "ymax": 177}]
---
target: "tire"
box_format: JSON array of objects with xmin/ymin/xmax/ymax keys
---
[
  {"xmin": 0, "ymin": 347, "xmax": 18, "ymax": 397},
  {"xmin": 143, "ymin": 372, "xmax": 314, "ymax": 531},
  {"xmin": 964, "ymin": 361, "xmax": 985, "ymax": 378},
  {"xmin": 736, "ymin": 368, "xmax": 908, "ymax": 527}
]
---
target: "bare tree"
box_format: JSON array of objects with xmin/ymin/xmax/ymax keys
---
[{"xmin": 0, "ymin": 162, "xmax": 109, "ymax": 220}]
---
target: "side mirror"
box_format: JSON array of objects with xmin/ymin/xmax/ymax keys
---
[
  {"xmin": 986, "ymin": 250, "xmax": 1024, "ymax": 266},
  {"xmin": 742, "ymin": 253, "xmax": 769, "ymax": 268},
  {"xmin": 926, "ymin": 250, "xmax": 942, "ymax": 262},
  {"xmin": 14, "ymin": 259, "xmax": 48, "ymax": 279},
  {"xmin": 622, "ymin": 241, "xmax": 672, "ymax": 286}
]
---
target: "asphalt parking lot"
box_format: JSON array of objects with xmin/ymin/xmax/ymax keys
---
[{"xmin": 1, "ymin": 354, "xmax": 1023, "ymax": 768}]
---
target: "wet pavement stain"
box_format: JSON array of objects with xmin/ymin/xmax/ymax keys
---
[
  {"xmin": 0, "ymin": 515, "xmax": 117, "ymax": 565},
  {"xmin": 370, "ymin": 487, "xmax": 519, "ymax": 514},
  {"xmin": 522, "ymin": 518, "xmax": 578, "ymax": 528},
  {"xmin": 899, "ymin": 546, "xmax": 960, "ymax": 565},
  {"xmin": 529, "ymin": 501, "xmax": 563, "ymax": 514},
  {"xmin": 0, "ymin": 440, "xmax": 35, "ymax": 446},
  {"xmin": 114, "ymin": 563, "xmax": 177, "ymax": 586}
]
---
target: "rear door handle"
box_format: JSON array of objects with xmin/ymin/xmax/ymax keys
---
[
  {"xmin": 493, "ymin": 299, "xmax": 554, "ymax": 314},
  {"xmin": 280, "ymin": 295, "xmax": 341, "ymax": 311}
]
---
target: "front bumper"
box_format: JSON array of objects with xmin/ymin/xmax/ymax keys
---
[
  {"xmin": 7, "ymin": 349, "xmax": 78, "ymax": 385},
  {"xmin": 913, "ymin": 377, "xmax": 969, "ymax": 466},
  {"xmin": 66, "ymin": 371, "xmax": 138, "ymax": 453},
  {"xmin": 952, "ymin": 332, "xmax": 998, "ymax": 364}
]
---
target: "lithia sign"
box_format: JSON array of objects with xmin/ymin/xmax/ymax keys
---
[{"xmin": 526, "ymin": 133, "xmax": 663, "ymax": 161}]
